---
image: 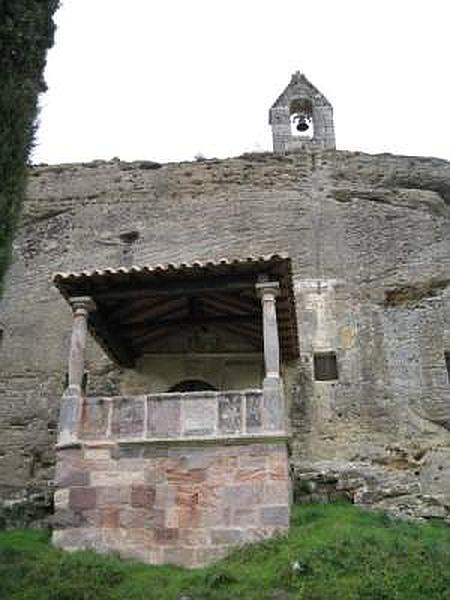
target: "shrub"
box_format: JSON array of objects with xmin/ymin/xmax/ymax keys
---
[{"xmin": 0, "ymin": 0, "xmax": 59, "ymax": 293}]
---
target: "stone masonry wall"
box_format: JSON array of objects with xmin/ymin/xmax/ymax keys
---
[
  {"xmin": 0, "ymin": 148, "xmax": 449, "ymax": 521},
  {"xmin": 53, "ymin": 441, "xmax": 290, "ymax": 567}
]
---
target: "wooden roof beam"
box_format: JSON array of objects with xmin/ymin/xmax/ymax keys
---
[
  {"xmin": 108, "ymin": 295, "xmax": 184, "ymax": 323},
  {"xmin": 220, "ymin": 324, "xmax": 262, "ymax": 348},
  {"xmin": 120, "ymin": 313, "xmax": 260, "ymax": 339},
  {"xmin": 94, "ymin": 273, "xmax": 257, "ymax": 301},
  {"xmin": 203, "ymin": 295, "xmax": 258, "ymax": 316},
  {"xmin": 119, "ymin": 298, "xmax": 187, "ymax": 326}
]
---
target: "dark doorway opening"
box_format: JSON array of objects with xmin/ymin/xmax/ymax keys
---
[{"xmin": 168, "ymin": 379, "xmax": 217, "ymax": 393}]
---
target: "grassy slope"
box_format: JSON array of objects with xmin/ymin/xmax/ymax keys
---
[{"xmin": 1, "ymin": 504, "xmax": 450, "ymax": 600}]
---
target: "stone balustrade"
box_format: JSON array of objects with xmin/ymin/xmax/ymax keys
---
[{"xmin": 77, "ymin": 389, "xmax": 285, "ymax": 444}]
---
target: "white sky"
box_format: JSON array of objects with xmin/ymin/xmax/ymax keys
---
[{"xmin": 33, "ymin": 0, "xmax": 450, "ymax": 165}]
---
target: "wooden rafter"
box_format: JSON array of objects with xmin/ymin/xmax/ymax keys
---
[
  {"xmin": 220, "ymin": 323, "xmax": 262, "ymax": 347},
  {"xmin": 119, "ymin": 296, "xmax": 186, "ymax": 325},
  {"xmin": 203, "ymin": 297, "xmax": 248, "ymax": 316},
  {"xmin": 53, "ymin": 255, "xmax": 299, "ymax": 365},
  {"xmin": 205, "ymin": 291, "xmax": 259, "ymax": 314},
  {"xmin": 198, "ymin": 301, "xmax": 261, "ymax": 330},
  {"xmin": 121, "ymin": 313, "xmax": 260, "ymax": 341},
  {"xmin": 120, "ymin": 307, "xmax": 189, "ymax": 339},
  {"xmin": 106, "ymin": 296, "xmax": 165, "ymax": 322}
]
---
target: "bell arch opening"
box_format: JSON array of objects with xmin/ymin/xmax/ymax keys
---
[
  {"xmin": 168, "ymin": 379, "xmax": 218, "ymax": 393},
  {"xmin": 289, "ymin": 98, "xmax": 314, "ymax": 138}
]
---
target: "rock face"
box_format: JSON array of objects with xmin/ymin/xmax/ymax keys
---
[{"xmin": 0, "ymin": 148, "xmax": 449, "ymax": 524}]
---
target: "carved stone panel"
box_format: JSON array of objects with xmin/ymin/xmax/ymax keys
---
[
  {"xmin": 218, "ymin": 394, "xmax": 242, "ymax": 434},
  {"xmin": 147, "ymin": 395, "xmax": 181, "ymax": 438},
  {"xmin": 80, "ymin": 398, "xmax": 109, "ymax": 439},
  {"xmin": 246, "ymin": 392, "xmax": 263, "ymax": 432},
  {"xmin": 111, "ymin": 396, "xmax": 145, "ymax": 438},
  {"xmin": 182, "ymin": 396, "xmax": 217, "ymax": 436}
]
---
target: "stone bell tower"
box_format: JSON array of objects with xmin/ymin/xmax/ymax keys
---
[{"xmin": 269, "ymin": 71, "xmax": 335, "ymax": 153}]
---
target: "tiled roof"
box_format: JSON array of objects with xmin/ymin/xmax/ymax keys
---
[{"xmin": 53, "ymin": 254, "xmax": 290, "ymax": 282}]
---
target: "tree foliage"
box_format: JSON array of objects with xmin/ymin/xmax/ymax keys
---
[{"xmin": 0, "ymin": 0, "xmax": 59, "ymax": 292}]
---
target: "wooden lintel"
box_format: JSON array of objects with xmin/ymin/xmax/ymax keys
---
[
  {"xmin": 121, "ymin": 313, "xmax": 260, "ymax": 339},
  {"xmin": 94, "ymin": 274, "xmax": 257, "ymax": 301},
  {"xmin": 133, "ymin": 320, "xmax": 262, "ymax": 352}
]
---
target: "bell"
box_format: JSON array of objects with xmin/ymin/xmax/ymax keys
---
[{"xmin": 296, "ymin": 115, "xmax": 309, "ymax": 132}]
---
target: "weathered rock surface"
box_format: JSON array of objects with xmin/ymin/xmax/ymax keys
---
[{"xmin": 292, "ymin": 449, "xmax": 450, "ymax": 522}]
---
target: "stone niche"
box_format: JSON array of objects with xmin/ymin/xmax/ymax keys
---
[{"xmin": 53, "ymin": 392, "xmax": 290, "ymax": 567}]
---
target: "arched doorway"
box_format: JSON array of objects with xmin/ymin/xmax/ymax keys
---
[{"xmin": 168, "ymin": 379, "xmax": 217, "ymax": 393}]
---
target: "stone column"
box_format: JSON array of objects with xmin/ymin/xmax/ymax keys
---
[
  {"xmin": 256, "ymin": 281, "xmax": 284, "ymax": 431},
  {"xmin": 67, "ymin": 297, "xmax": 95, "ymax": 391},
  {"xmin": 256, "ymin": 281, "xmax": 280, "ymax": 380},
  {"xmin": 58, "ymin": 296, "xmax": 96, "ymax": 445}
]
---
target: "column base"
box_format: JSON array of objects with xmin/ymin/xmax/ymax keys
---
[
  {"xmin": 262, "ymin": 377, "xmax": 285, "ymax": 431},
  {"xmin": 58, "ymin": 387, "xmax": 82, "ymax": 446}
]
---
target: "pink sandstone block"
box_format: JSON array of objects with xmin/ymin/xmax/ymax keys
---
[
  {"xmin": 130, "ymin": 485, "xmax": 156, "ymax": 508},
  {"xmin": 96, "ymin": 486, "xmax": 130, "ymax": 507},
  {"xmin": 80, "ymin": 399, "xmax": 109, "ymax": 439},
  {"xmin": 154, "ymin": 527, "xmax": 179, "ymax": 544},
  {"xmin": 55, "ymin": 467, "xmax": 90, "ymax": 488},
  {"xmin": 111, "ymin": 397, "xmax": 145, "ymax": 438},
  {"xmin": 147, "ymin": 397, "xmax": 181, "ymax": 437},
  {"xmin": 260, "ymin": 505, "xmax": 290, "ymax": 527},
  {"xmin": 69, "ymin": 487, "xmax": 97, "ymax": 510}
]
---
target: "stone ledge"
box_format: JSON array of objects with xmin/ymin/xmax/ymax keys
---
[
  {"xmin": 55, "ymin": 441, "xmax": 82, "ymax": 451},
  {"xmin": 118, "ymin": 433, "xmax": 290, "ymax": 447},
  {"xmin": 57, "ymin": 433, "xmax": 290, "ymax": 451}
]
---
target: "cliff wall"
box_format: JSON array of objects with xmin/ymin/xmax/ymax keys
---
[{"xmin": 0, "ymin": 149, "xmax": 449, "ymax": 521}]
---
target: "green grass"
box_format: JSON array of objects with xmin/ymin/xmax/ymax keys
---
[{"xmin": 1, "ymin": 504, "xmax": 450, "ymax": 599}]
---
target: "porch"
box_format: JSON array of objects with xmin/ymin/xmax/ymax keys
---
[{"xmin": 51, "ymin": 255, "xmax": 298, "ymax": 566}]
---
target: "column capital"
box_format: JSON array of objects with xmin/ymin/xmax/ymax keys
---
[
  {"xmin": 255, "ymin": 280, "xmax": 280, "ymax": 300},
  {"xmin": 69, "ymin": 296, "xmax": 96, "ymax": 316}
]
